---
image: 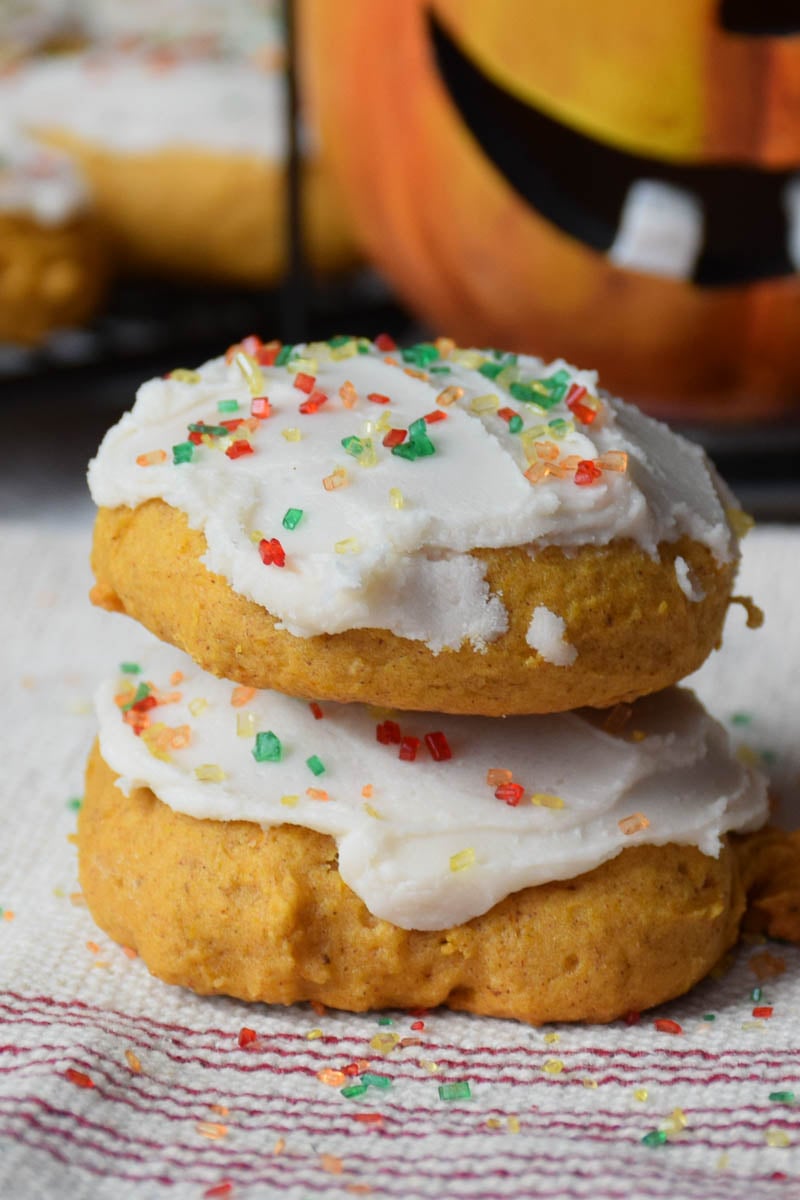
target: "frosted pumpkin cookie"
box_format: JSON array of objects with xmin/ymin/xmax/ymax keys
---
[
  {"xmin": 0, "ymin": 133, "xmax": 108, "ymax": 343},
  {"xmin": 79, "ymin": 645, "xmax": 768, "ymax": 1024},
  {"xmin": 0, "ymin": 47, "xmax": 357, "ymax": 283},
  {"xmin": 89, "ymin": 336, "xmax": 746, "ymax": 715}
]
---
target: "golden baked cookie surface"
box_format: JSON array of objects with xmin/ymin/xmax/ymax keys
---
[
  {"xmin": 80, "ymin": 745, "xmax": 745, "ymax": 1025},
  {"xmin": 91, "ymin": 499, "xmax": 736, "ymax": 715}
]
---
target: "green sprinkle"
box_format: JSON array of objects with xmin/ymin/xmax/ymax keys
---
[
  {"xmin": 642, "ymin": 1130, "xmax": 668, "ymax": 1148},
  {"xmin": 509, "ymin": 382, "xmax": 557, "ymax": 410},
  {"xmin": 429, "ymin": 365, "xmax": 451, "ymax": 373},
  {"xmin": 752, "ymin": 987, "xmax": 763, "ymax": 1002},
  {"xmin": 377, "ymin": 1017, "xmax": 394, "ymax": 1026},
  {"xmin": 306, "ymin": 755, "xmax": 325, "ymax": 777},
  {"xmin": 342, "ymin": 435, "xmax": 365, "ymax": 458},
  {"xmin": 172, "ymin": 442, "xmax": 194, "ymax": 464},
  {"xmin": 282, "ymin": 508, "xmax": 304, "ymax": 531},
  {"xmin": 769, "ymin": 1092, "xmax": 796, "ymax": 1104},
  {"xmin": 356, "ymin": 338, "xmax": 372, "ymax": 354},
  {"xmin": 508, "ymin": 415, "xmax": 523, "ymax": 434},
  {"xmin": 328, "ymin": 334, "xmax": 352, "ymax": 347},
  {"xmin": 341, "ymin": 1083, "xmax": 369, "ymax": 1099},
  {"xmin": 392, "ymin": 420, "xmax": 437, "ymax": 460},
  {"xmin": 438, "ymin": 1081, "xmax": 471, "ymax": 1102},
  {"xmin": 275, "ymin": 344, "xmax": 294, "ymax": 366},
  {"xmin": 761, "ymin": 749, "xmax": 778, "ymax": 765},
  {"xmin": 119, "ymin": 662, "xmax": 141, "ymax": 675},
  {"xmin": 122, "ymin": 682, "xmax": 151, "ymax": 712},
  {"xmin": 217, "ymin": 399, "xmax": 240, "ymax": 413},
  {"xmin": 548, "ymin": 418, "xmax": 572, "ymax": 438},
  {"xmin": 188, "ymin": 423, "xmax": 229, "ymax": 437},
  {"xmin": 362, "ymin": 1073, "xmax": 392, "ymax": 1089},
  {"xmin": 479, "ymin": 361, "xmax": 505, "ymax": 381},
  {"xmin": 702, "ymin": 1013, "xmax": 716, "ymax": 1022},
  {"xmin": 730, "ymin": 712, "xmax": 753, "ymax": 726},
  {"xmin": 252, "ymin": 731, "xmax": 282, "ymax": 763},
  {"xmin": 66, "ymin": 797, "xmax": 83, "ymax": 811},
  {"xmin": 401, "ymin": 342, "xmax": 440, "ymax": 368}
]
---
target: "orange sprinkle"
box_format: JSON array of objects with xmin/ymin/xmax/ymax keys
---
[
  {"xmin": 534, "ymin": 440, "xmax": 560, "ymax": 461},
  {"xmin": 618, "ymin": 813, "xmax": 650, "ymax": 836},
  {"xmin": 125, "ymin": 1049, "xmax": 142, "ymax": 1073},
  {"xmin": 231, "ymin": 686, "xmax": 256, "ymax": 708},
  {"xmin": 170, "ymin": 670, "xmax": 184, "ymax": 686},
  {"xmin": 346, "ymin": 1187, "xmax": 373, "ymax": 1197},
  {"xmin": 436, "ymin": 385, "xmax": 464, "ymax": 407},
  {"xmin": 318, "ymin": 1068, "xmax": 347, "ymax": 1087},
  {"xmin": 383, "ymin": 355, "xmax": 399, "ymax": 366},
  {"xmin": 361, "ymin": 784, "xmax": 374, "ymax": 799},
  {"xmin": 86, "ymin": 941, "xmax": 100, "ymax": 954},
  {"xmin": 65, "ymin": 1068, "xmax": 94, "ymax": 1089},
  {"xmin": 355, "ymin": 1113, "xmax": 384, "ymax": 1127},
  {"xmin": 339, "ymin": 380, "xmax": 358, "ymax": 408},
  {"xmin": 307, "ymin": 788, "xmax": 329, "ymax": 802},
  {"xmin": 310, "ymin": 999, "xmax": 327, "ymax": 1016},
  {"xmin": 70, "ymin": 892, "xmax": 86, "ymax": 907},
  {"xmin": 598, "ymin": 450, "xmax": 628, "ymax": 472},
  {"xmin": 2, "ymin": 910, "xmax": 15, "ymax": 921},
  {"xmin": 273, "ymin": 1138, "xmax": 286, "ymax": 1156},
  {"xmin": 486, "ymin": 768, "xmax": 512, "ymax": 786},
  {"xmin": 320, "ymin": 1155, "xmax": 344, "ymax": 1175},
  {"xmin": 323, "ymin": 467, "xmax": 349, "ymax": 491},
  {"xmin": 435, "ymin": 336, "xmax": 455, "ymax": 357},
  {"xmin": 524, "ymin": 461, "xmax": 551, "ymax": 484},
  {"xmin": 135, "ymin": 449, "xmax": 167, "ymax": 467},
  {"xmin": 121, "ymin": 945, "xmax": 138, "ymax": 959},
  {"xmin": 196, "ymin": 1122, "xmax": 228, "ymax": 1140},
  {"xmin": 210, "ymin": 1104, "xmax": 229, "ymax": 1116}
]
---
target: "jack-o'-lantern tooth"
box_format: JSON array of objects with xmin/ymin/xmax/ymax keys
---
[
  {"xmin": 783, "ymin": 175, "xmax": 800, "ymax": 271},
  {"xmin": 609, "ymin": 180, "xmax": 704, "ymax": 280}
]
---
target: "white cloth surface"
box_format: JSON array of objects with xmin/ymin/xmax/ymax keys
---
[{"xmin": 1, "ymin": 517, "xmax": 799, "ymax": 1200}]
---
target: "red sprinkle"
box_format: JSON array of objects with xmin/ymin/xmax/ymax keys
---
[
  {"xmin": 367, "ymin": 392, "xmax": 391, "ymax": 405},
  {"xmin": 399, "ymin": 736, "xmax": 421, "ymax": 762},
  {"xmin": 299, "ymin": 390, "xmax": 328, "ymax": 414},
  {"xmin": 574, "ymin": 459, "xmax": 602, "ymax": 486},
  {"xmin": 251, "ymin": 396, "xmax": 272, "ymax": 419},
  {"xmin": 256, "ymin": 341, "xmax": 281, "ymax": 366},
  {"xmin": 130, "ymin": 694, "xmax": 158, "ymax": 714},
  {"xmin": 188, "ymin": 430, "xmax": 204, "ymax": 444},
  {"xmin": 425, "ymin": 731, "xmax": 452, "ymax": 762},
  {"xmin": 309, "ymin": 702, "xmax": 324, "ymax": 720},
  {"xmin": 625, "ymin": 1011, "xmax": 641, "ymax": 1026},
  {"xmin": 294, "ymin": 372, "xmax": 316, "ymax": 393},
  {"xmin": 565, "ymin": 383, "xmax": 587, "ymax": 407},
  {"xmin": 225, "ymin": 441, "xmax": 253, "ymax": 459},
  {"xmin": 424, "ymin": 410, "xmax": 447, "ymax": 424},
  {"xmin": 258, "ymin": 538, "xmax": 286, "ymax": 567},
  {"xmin": 238, "ymin": 1027, "xmax": 258, "ymax": 1048},
  {"xmin": 383, "ymin": 429, "xmax": 407, "ymax": 448},
  {"xmin": 654, "ymin": 1019, "xmax": 683, "ymax": 1035},
  {"xmin": 204, "ymin": 1184, "xmax": 234, "ymax": 1199},
  {"xmin": 343, "ymin": 1063, "xmax": 361, "ymax": 1077},
  {"xmin": 570, "ymin": 400, "xmax": 598, "ymax": 425},
  {"xmin": 410, "ymin": 1020, "xmax": 425, "ymax": 1031},
  {"xmin": 497, "ymin": 406, "xmax": 517, "ymax": 422},
  {"xmin": 495, "ymin": 781, "xmax": 525, "ymax": 806},
  {"xmin": 375, "ymin": 333, "xmax": 397, "ymax": 352},
  {"xmin": 376, "ymin": 720, "xmax": 402, "ymax": 745},
  {"xmin": 354, "ymin": 1113, "xmax": 384, "ymax": 1127},
  {"xmin": 65, "ymin": 1068, "xmax": 94, "ymax": 1089},
  {"xmin": 753, "ymin": 1006, "xmax": 774, "ymax": 1018},
  {"xmin": 220, "ymin": 418, "xmax": 244, "ymax": 432}
]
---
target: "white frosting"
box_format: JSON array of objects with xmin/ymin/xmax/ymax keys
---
[
  {"xmin": 0, "ymin": 50, "xmax": 287, "ymax": 159},
  {"xmin": 87, "ymin": 339, "xmax": 737, "ymax": 651},
  {"xmin": 77, "ymin": 0, "xmax": 282, "ymax": 59},
  {"xmin": 525, "ymin": 606, "xmax": 577, "ymax": 666},
  {"xmin": 674, "ymin": 555, "xmax": 706, "ymax": 603},
  {"xmin": 96, "ymin": 644, "xmax": 768, "ymax": 931},
  {"xmin": 0, "ymin": 131, "xmax": 88, "ymax": 224}
]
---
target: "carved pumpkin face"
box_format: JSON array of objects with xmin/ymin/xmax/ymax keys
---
[{"xmin": 304, "ymin": 0, "xmax": 800, "ymax": 420}]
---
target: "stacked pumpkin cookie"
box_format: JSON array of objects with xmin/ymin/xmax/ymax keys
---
[{"xmin": 81, "ymin": 334, "xmax": 772, "ymax": 1023}]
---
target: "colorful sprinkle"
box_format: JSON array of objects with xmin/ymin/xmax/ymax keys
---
[
  {"xmin": 253, "ymin": 732, "xmax": 282, "ymax": 763},
  {"xmin": 654, "ymin": 1019, "xmax": 683, "ymax": 1035},
  {"xmin": 282, "ymin": 507, "xmax": 304, "ymax": 530},
  {"xmin": 449, "ymin": 848, "xmax": 476, "ymax": 872},
  {"xmin": 495, "ymin": 781, "xmax": 525, "ymax": 806},
  {"xmin": 376, "ymin": 721, "xmax": 401, "ymax": 745},
  {"xmin": 438, "ymin": 1081, "xmax": 471, "ymax": 1101},
  {"xmin": 172, "ymin": 441, "xmax": 194, "ymax": 464},
  {"xmin": 323, "ymin": 467, "xmax": 349, "ymax": 491},
  {"xmin": 399, "ymin": 736, "xmax": 420, "ymax": 762},
  {"xmin": 618, "ymin": 812, "xmax": 650, "ymax": 835},
  {"xmin": 425, "ymin": 731, "xmax": 452, "ymax": 761},
  {"xmin": 306, "ymin": 755, "xmax": 326, "ymax": 776},
  {"xmin": 136, "ymin": 449, "xmax": 167, "ymax": 467},
  {"xmin": 65, "ymin": 1068, "xmax": 94, "ymax": 1089},
  {"xmin": 258, "ymin": 537, "xmax": 286, "ymax": 567},
  {"xmin": 531, "ymin": 793, "xmax": 565, "ymax": 809},
  {"xmin": 194, "ymin": 764, "xmax": 226, "ymax": 783}
]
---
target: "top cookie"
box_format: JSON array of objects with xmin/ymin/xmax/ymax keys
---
[{"xmin": 88, "ymin": 335, "xmax": 744, "ymax": 715}]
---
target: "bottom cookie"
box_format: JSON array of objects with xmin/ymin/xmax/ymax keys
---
[{"xmin": 80, "ymin": 743, "xmax": 748, "ymax": 1025}]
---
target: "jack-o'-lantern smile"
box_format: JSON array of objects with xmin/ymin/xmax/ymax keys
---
[{"xmin": 430, "ymin": 11, "xmax": 800, "ymax": 286}]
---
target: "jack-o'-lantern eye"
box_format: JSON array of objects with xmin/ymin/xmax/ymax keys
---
[{"xmin": 719, "ymin": 0, "xmax": 800, "ymax": 36}]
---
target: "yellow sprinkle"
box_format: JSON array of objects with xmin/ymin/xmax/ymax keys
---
[
  {"xmin": 741, "ymin": 1020, "xmax": 765, "ymax": 1030},
  {"xmin": 657, "ymin": 600, "xmax": 669, "ymax": 615},
  {"xmin": 136, "ymin": 449, "xmax": 167, "ymax": 467},
  {"xmin": 486, "ymin": 1117, "xmax": 502, "ymax": 1130},
  {"xmin": 436, "ymin": 385, "xmax": 464, "ymax": 406},
  {"xmin": 361, "ymin": 419, "xmax": 376, "ymax": 436},
  {"xmin": 234, "ymin": 351, "xmax": 264, "ymax": 395},
  {"xmin": 736, "ymin": 744, "xmax": 761, "ymax": 767},
  {"xmin": 306, "ymin": 1028, "xmax": 324, "ymax": 1040},
  {"xmin": 169, "ymin": 368, "xmax": 201, "ymax": 383},
  {"xmin": 194, "ymin": 764, "xmax": 226, "ymax": 783},
  {"xmin": 419, "ymin": 1059, "xmax": 439, "ymax": 1073},
  {"xmin": 618, "ymin": 812, "xmax": 650, "ymax": 836},
  {"xmin": 288, "ymin": 356, "xmax": 318, "ymax": 375},
  {"xmin": 331, "ymin": 340, "xmax": 358, "ymax": 361},
  {"xmin": 633, "ymin": 1088, "xmax": 649, "ymax": 1102},
  {"xmin": 470, "ymin": 393, "xmax": 499, "ymax": 413},
  {"xmin": 630, "ymin": 730, "xmax": 647, "ymax": 742},
  {"xmin": 323, "ymin": 467, "xmax": 349, "ymax": 491},
  {"xmin": 582, "ymin": 1078, "xmax": 598, "ymax": 1089},
  {"xmin": 389, "ymin": 487, "xmax": 405, "ymax": 510},
  {"xmin": 237, "ymin": 712, "xmax": 257, "ymax": 738},
  {"xmin": 335, "ymin": 537, "xmax": 361, "ymax": 554},
  {"xmin": 370, "ymin": 1032, "xmax": 400, "ymax": 1053},
  {"xmin": 196, "ymin": 1121, "xmax": 228, "ymax": 1140},
  {"xmin": 375, "ymin": 410, "xmax": 393, "ymax": 432},
  {"xmin": 665, "ymin": 1108, "xmax": 688, "ymax": 1133},
  {"xmin": 364, "ymin": 803, "xmax": 382, "ymax": 819},
  {"xmin": 449, "ymin": 349, "xmax": 484, "ymax": 368},
  {"xmin": 188, "ymin": 697, "xmax": 208, "ymax": 717},
  {"xmin": 726, "ymin": 507, "xmax": 755, "ymax": 538},
  {"xmin": 281, "ymin": 794, "xmax": 299, "ymax": 808},
  {"xmin": 507, "ymin": 1116, "xmax": 520, "ymax": 1134},
  {"xmin": 531, "ymin": 793, "xmax": 564, "ymax": 809},
  {"xmin": 357, "ymin": 440, "xmax": 378, "ymax": 468},
  {"xmin": 544, "ymin": 1032, "xmax": 560, "ymax": 1045},
  {"xmin": 716, "ymin": 1153, "xmax": 730, "ymax": 1171},
  {"xmin": 125, "ymin": 1050, "xmax": 141, "ymax": 1074},
  {"xmin": 305, "ymin": 341, "xmax": 330, "ymax": 359},
  {"xmin": 449, "ymin": 847, "xmax": 476, "ymax": 872},
  {"xmin": 766, "ymin": 1129, "xmax": 791, "ymax": 1148},
  {"xmin": 282, "ymin": 427, "xmax": 302, "ymax": 442},
  {"xmin": 543, "ymin": 1059, "xmax": 564, "ymax": 1075}
]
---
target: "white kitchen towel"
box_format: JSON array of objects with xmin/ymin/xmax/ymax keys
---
[{"xmin": 1, "ymin": 520, "xmax": 798, "ymax": 1200}]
